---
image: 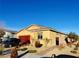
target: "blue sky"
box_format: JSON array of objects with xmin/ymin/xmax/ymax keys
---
[{"xmin": 0, "ymin": 0, "xmax": 79, "ymax": 34}]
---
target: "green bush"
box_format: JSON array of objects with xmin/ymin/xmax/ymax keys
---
[
  {"xmin": 70, "ymin": 50, "xmax": 77, "ymax": 54},
  {"xmin": 28, "ymin": 50, "xmax": 37, "ymax": 53},
  {"xmin": 21, "ymin": 48, "xmax": 27, "ymax": 51}
]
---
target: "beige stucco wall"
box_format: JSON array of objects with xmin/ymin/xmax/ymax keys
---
[
  {"xmin": 40, "ymin": 31, "xmax": 67, "ymax": 47},
  {"xmin": 51, "ymin": 31, "xmax": 66, "ymax": 46},
  {"xmin": 16, "ymin": 25, "xmax": 67, "ymax": 47},
  {"xmin": 16, "ymin": 29, "xmax": 31, "ymax": 38},
  {"xmin": 59, "ymin": 34, "xmax": 66, "ymax": 45},
  {"xmin": 39, "ymin": 30, "xmax": 51, "ymax": 47},
  {"xmin": 16, "ymin": 29, "xmax": 37, "ymax": 46}
]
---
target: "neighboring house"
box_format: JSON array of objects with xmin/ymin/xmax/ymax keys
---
[
  {"xmin": 0, "ymin": 29, "xmax": 16, "ymax": 41},
  {"xmin": 16, "ymin": 24, "xmax": 67, "ymax": 47}
]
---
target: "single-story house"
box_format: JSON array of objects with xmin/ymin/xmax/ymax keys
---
[{"xmin": 16, "ymin": 24, "xmax": 67, "ymax": 47}]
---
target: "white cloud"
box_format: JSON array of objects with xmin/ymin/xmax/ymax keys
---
[{"xmin": 5, "ymin": 27, "xmax": 19, "ymax": 31}]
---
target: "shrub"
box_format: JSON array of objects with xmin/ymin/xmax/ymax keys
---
[
  {"xmin": 20, "ymin": 48, "xmax": 27, "ymax": 51},
  {"xmin": 70, "ymin": 50, "xmax": 77, "ymax": 54},
  {"xmin": 28, "ymin": 50, "xmax": 37, "ymax": 53},
  {"xmin": 35, "ymin": 41, "xmax": 42, "ymax": 48}
]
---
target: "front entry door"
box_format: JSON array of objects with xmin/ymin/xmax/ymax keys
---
[{"xmin": 56, "ymin": 37, "xmax": 59, "ymax": 45}]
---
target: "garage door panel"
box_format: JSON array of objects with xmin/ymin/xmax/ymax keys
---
[{"xmin": 19, "ymin": 35, "xmax": 30, "ymax": 44}]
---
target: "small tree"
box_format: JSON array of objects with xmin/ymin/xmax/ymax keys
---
[
  {"xmin": 67, "ymin": 32, "xmax": 79, "ymax": 41},
  {"xmin": 67, "ymin": 32, "xmax": 79, "ymax": 50}
]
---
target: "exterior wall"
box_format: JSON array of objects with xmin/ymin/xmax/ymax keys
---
[
  {"xmin": 50, "ymin": 31, "xmax": 57, "ymax": 46},
  {"xmin": 58, "ymin": 34, "xmax": 66, "ymax": 45},
  {"xmin": 16, "ymin": 25, "xmax": 67, "ymax": 47},
  {"xmin": 16, "ymin": 29, "xmax": 37, "ymax": 46},
  {"xmin": 37, "ymin": 30, "xmax": 50, "ymax": 47},
  {"xmin": 16, "ymin": 29, "xmax": 66, "ymax": 47},
  {"xmin": 40, "ymin": 31, "xmax": 67, "ymax": 47},
  {"xmin": 16, "ymin": 29, "xmax": 31, "ymax": 38},
  {"xmin": 16, "ymin": 29, "xmax": 38, "ymax": 40},
  {"xmin": 51, "ymin": 32, "xmax": 66, "ymax": 46}
]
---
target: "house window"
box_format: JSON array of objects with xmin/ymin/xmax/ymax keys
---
[{"xmin": 38, "ymin": 32, "xmax": 43, "ymax": 40}]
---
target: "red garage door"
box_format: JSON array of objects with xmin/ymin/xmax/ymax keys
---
[{"xmin": 19, "ymin": 35, "xmax": 30, "ymax": 44}]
